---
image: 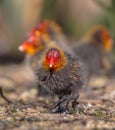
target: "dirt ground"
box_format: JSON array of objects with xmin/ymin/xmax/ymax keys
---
[{"xmin": 0, "ymin": 64, "xmax": 115, "ymax": 130}]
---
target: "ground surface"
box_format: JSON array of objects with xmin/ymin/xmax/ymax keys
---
[{"xmin": 0, "ymin": 64, "xmax": 115, "ymax": 130}]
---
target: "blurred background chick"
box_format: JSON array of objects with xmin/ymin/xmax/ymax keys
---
[{"xmin": 72, "ymin": 25, "xmax": 113, "ymax": 79}]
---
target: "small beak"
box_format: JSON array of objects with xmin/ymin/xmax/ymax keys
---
[
  {"xmin": 18, "ymin": 45, "xmax": 24, "ymax": 52},
  {"xmin": 50, "ymin": 64, "xmax": 53, "ymax": 68},
  {"xmin": 49, "ymin": 64, "xmax": 54, "ymax": 75},
  {"xmin": 49, "ymin": 64, "xmax": 53, "ymax": 71}
]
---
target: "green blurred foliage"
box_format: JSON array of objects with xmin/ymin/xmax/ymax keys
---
[
  {"xmin": 95, "ymin": 0, "xmax": 115, "ymax": 38},
  {"xmin": 0, "ymin": 0, "xmax": 26, "ymax": 56},
  {"xmin": 41, "ymin": 0, "xmax": 75, "ymax": 36},
  {"xmin": 41, "ymin": 0, "xmax": 56, "ymax": 20},
  {"xmin": 0, "ymin": 0, "xmax": 4, "ymax": 5}
]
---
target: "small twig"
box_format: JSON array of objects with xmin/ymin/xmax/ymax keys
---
[{"xmin": 0, "ymin": 86, "xmax": 13, "ymax": 104}]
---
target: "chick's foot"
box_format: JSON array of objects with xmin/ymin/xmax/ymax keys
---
[{"xmin": 52, "ymin": 95, "xmax": 79, "ymax": 113}]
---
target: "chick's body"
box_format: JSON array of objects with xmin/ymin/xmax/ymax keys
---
[
  {"xmin": 32, "ymin": 42, "xmax": 85, "ymax": 112},
  {"xmin": 73, "ymin": 43, "xmax": 104, "ymax": 78}
]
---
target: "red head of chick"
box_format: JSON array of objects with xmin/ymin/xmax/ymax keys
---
[
  {"xmin": 18, "ymin": 19, "xmax": 62, "ymax": 56},
  {"xmin": 44, "ymin": 48, "xmax": 67, "ymax": 74},
  {"xmin": 33, "ymin": 42, "xmax": 85, "ymax": 113},
  {"xmin": 18, "ymin": 34, "xmax": 43, "ymax": 55},
  {"xmin": 84, "ymin": 25, "xmax": 113, "ymax": 52},
  {"xmin": 28, "ymin": 19, "xmax": 67, "ymax": 50}
]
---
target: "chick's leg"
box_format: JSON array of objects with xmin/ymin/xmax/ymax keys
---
[
  {"xmin": 52, "ymin": 94, "xmax": 79, "ymax": 113},
  {"xmin": 64, "ymin": 94, "xmax": 79, "ymax": 112},
  {"xmin": 52, "ymin": 96, "xmax": 65, "ymax": 113}
]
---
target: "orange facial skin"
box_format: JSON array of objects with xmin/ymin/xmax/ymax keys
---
[
  {"xmin": 43, "ymin": 48, "xmax": 67, "ymax": 72},
  {"xmin": 101, "ymin": 29, "xmax": 113, "ymax": 52}
]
